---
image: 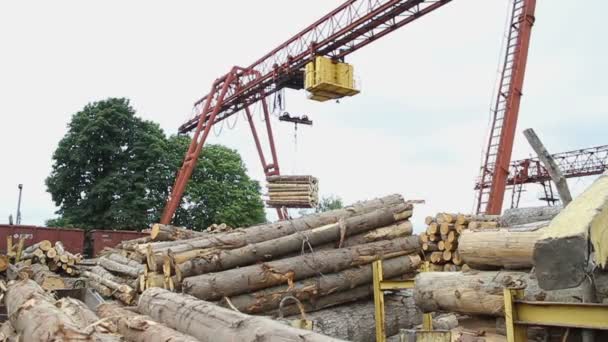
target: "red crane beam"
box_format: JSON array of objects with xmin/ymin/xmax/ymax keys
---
[
  {"xmin": 178, "ymin": 0, "xmax": 452, "ymax": 134},
  {"xmin": 160, "ymin": 0, "xmax": 454, "ymax": 224},
  {"xmin": 475, "ymin": 145, "xmax": 608, "ymax": 190},
  {"xmin": 506, "ymin": 144, "xmax": 608, "ymax": 186}
]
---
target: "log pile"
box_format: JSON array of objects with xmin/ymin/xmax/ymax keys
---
[
  {"xmin": 265, "ymin": 175, "xmax": 319, "ymax": 208},
  {"xmin": 2, "ymin": 239, "xmax": 83, "ymax": 276},
  {"xmin": 75, "ymin": 194, "xmax": 425, "ymax": 340},
  {"xmin": 420, "ymin": 213, "xmax": 499, "ymax": 271},
  {"xmin": 4, "ymin": 279, "xmax": 121, "ymax": 341}
]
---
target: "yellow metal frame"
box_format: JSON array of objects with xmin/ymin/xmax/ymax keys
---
[
  {"xmin": 373, "ymin": 260, "xmax": 433, "ymax": 342},
  {"xmin": 503, "ymin": 288, "xmax": 608, "ymax": 342}
]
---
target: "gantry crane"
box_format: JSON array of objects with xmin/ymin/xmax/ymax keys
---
[
  {"xmin": 482, "ymin": 144, "xmax": 608, "ymax": 208},
  {"xmin": 160, "ymin": 0, "xmax": 455, "ymax": 224},
  {"xmin": 475, "ymin": 0, "xmax": 537, "ymax": 215}
]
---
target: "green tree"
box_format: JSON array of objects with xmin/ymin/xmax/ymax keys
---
[
  {"xmin": 316, "ymin": 195, "xmax": 343, "ymax": 213},
  {"xmin": 167, "ymin": 136, "xmax": 266, "ymax": 230},
  {"xmin": 46, "ymin": 98, "xmax": 166, "ymax": 230},
  {"xmin": 46, "ymin": 98, "xmax": 266, "ymax": 231}
]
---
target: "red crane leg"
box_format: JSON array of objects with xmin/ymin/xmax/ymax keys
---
[
  {"xmin": 485, "ymin": 0, "xmax": 536, "ymax": 215},
  {"xmin": 244, "ymin": 105, "xmax": 286, "ymax": 220},
  {"xmin": 160, "ymin": 72, "xmax": 237, "ymax": 224}
]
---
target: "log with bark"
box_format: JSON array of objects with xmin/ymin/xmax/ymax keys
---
[
  {"xmin": 97, "ymin": 303, "xmax": 199, "ymax": 342},
  {"xmin": 534, "ymin": 171, "xmax": 608, "ymax": 290},
  {"xmin": 148, "ymin": 194, "xmax": 407, "ymax": 255},
  {"xmin": 55, "ymin": 297, "xmax": 120, "ymax": 340},
  {"xmin": 82, "ymin": 270, "xmax": 136, "ymax": 304},
  {"xmin": 499, "ymin": 206, "xmax": 561, "ymax": 226},
  {"xmin": 283, "ymin": 294, "xmax": 422, "ymax": 342},
  {"xmin": 182, "ymin": 236, "xmax": 421, "ymax": 300},
  {"xmin": 99, "ymin": 256, "xmax": 142, "ymax": 278},
  {"xmin": 414, "ymin": 270, "xmax": 595, "ymax": 316},
  {"xmin": 138, "ymin": 287, "xmax": 345, "ymax": 342},
  {"xmin": 335, "ymin": 221, "xmax": 412, "ymax": 248},
  {"xmin": 105, "ymin": 252, "xmax": 146, "ymax": 271},
  {"xmin": 0, "ymin": 320, "xmax": 18, "ymax": 342},
  {"xmin": 30, "ymin": 263, "xmax": 66, "ymax": 290},
  {"xmin": 150, "ymin": 223, "xmax": 207, "ymax": 241},
  {"xmin": 457, "ymin": 221, "xmax": 549, "ymax": 270},
  {"xmin": 224, "ymin": 254, "xmax": 421, "ymax": 314},
  {"xmin": 456, "ymin": 214, "xmax": 500, "ymax": 225},
  {"xmin": 276, "ymin": 284, "xmax": 376, "ymax": 317},
  {"xmin": 177, "ymin": 204, "xmax": 411, "ymax": 278},
  {"xmin": 5, "ymin": 279, "xmax": 108, "ymax": 341}
]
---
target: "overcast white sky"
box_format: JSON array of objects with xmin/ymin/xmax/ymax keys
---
[{"xmin": 1, "ymin": 0, "xmax": 606, "ymax": 231}]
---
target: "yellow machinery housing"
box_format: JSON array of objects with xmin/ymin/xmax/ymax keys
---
[{"xmin": 305, "ymin": 56, "xmax": 360, "ymax": 102}]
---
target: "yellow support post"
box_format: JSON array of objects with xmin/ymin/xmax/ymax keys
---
[
  {"xmin": 504, "ymin": 288, "xmax": 529, "ymax": 342},
  {"xmin": 373, "ymin": 260, "xmax": 386, "ymax": 342}
]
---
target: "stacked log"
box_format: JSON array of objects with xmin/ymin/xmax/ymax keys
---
[
  {"xmin": 5, "ymin": 278, "xmax": 203, "ymax": 341},
  {"xmin": 282, "ymin": 292, "xmax": 423, "ymax": 342},
  {"xmin": 77, "ymin": 194, "xmax": 425, "ymax": 341},
  {"xmin": 5, "ymin": 279, "xmax": 120, "ymax": 341},
  {"xmin": 421, "ymin": 212, "xmax": 502, "ymax": 271},
  {"xmin": 138, "ymin": 287, "xmax": 344, "ymax": 341},
  {"xmin": 413, "ymin": 270, "xmax": 594, "ymax": 316},
  {"xmin": 265, "ymin": 175, "xmax": 319, "ymax": 208},
  {"xmin": 4, "ymin": 240, "xmax": 83, "ymax": 275},
  {"xmin": 457, "ymin": 220, "xmax": 549, "ymax": 270}
]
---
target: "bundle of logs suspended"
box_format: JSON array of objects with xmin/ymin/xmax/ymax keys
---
[{"xmin": 265, "ymin": 175, "xmax": 319, "ymax": 208}]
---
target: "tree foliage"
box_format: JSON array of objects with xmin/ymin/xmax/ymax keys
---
[
  {"xmin": 46, "ymin": 98, "xmax": 265, "ymax": 231},
  {"xmin": 315, "ymin": 195, "xmax": 344, "ymax": 213}
]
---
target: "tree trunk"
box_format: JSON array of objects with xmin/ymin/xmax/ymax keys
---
[
  {"xmin": 458, "ymin": 221, "xmax": 549, "ymax": 270},
  {"xmin": 150, "ymin": 223, "xmax": 207, "ymax": 241},
  {"xmin": 148, "ymin": 194, "xmax": 408, "ymax": 255},
  {"xmin": 282, "ymin": 221, "xmax": 412, "ymax": 258},
  {"xmin": 182, "ymin": 236, "xmax": 421, "ymax": 300},
  {"xmin": 55, "ymin": 297, "xmax": 120, "ymax": 341},
  {"xmin": 0, "ymin": 320, "xmax": 18, "ymax": 342},
  {"xmin": 283, "ymin": 294, "xmax": 421, "ymax": 342},
  {"xmin": 30, "ymin": 263, "xmax": 65, "ymax": 290},
  {"xmin": 415, "ymin": 314, "xmax": 459, "ymax": 331},
  {"xmin": 277, "ymin": 284, "xmax": 374, "ymax": 317},
  {"xmin": 500, "ymin": 206, "xmax": 562, "ymax": 226},
  {"xmin": 5, "ymin": 279, "xmax": 106, "ymax": 341},
  {"xmin": 88, "ymin": 280, "xmax": 113, "ymax": 297},
  {"xmin": 523, "ymin": 128, "xmax": 573, "ymax": 205},
  {"xmin": 138, "ymin": 287, "xmax": 345, "ymax": 342},
  {"xmin": 224, "ymin": 254, "xmax": 421, "ymax": 314},
  {"xmin": 177, "ymin": 204, "xmax": 411, "ymax": 277},
  {"xmin": 456, "ymin": 214, "xmax": 500, "ymax": 225},
  {"xmin": 106, "ymin": 252, "xmax": 146, "ymax": 270},
  {"xmin": 82, "ymin": 270, "xmax": 136, "ymax": 304},
  {"xmin": 85, "ymin": 265, "xmax": 138, "ymax": 290},
  {"xmin": 117, "ymin": 236, "xmax": 152, "ymax": 251},
  {"xmin": 97, "ymin": 303, "xmax": 199, "ymax": 342},
  {"xmin": 337, "ymin": 221, "xmax": 412, "ymax": 248},
  {"xmin": 534, "ymin": 171, "xmax": 608, "ymax": 290},
  {"xmin": 99, "ymin": 256, "xmax": 142, "ymax": 278},
  {"xmin": 414, "ymin": 270, "xmax": 595, "ymax": 316}
]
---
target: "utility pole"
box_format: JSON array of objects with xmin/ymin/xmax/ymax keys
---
[{"xmin": 16, "ymin": 184, "xmax": 23, "ymax": 225}]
